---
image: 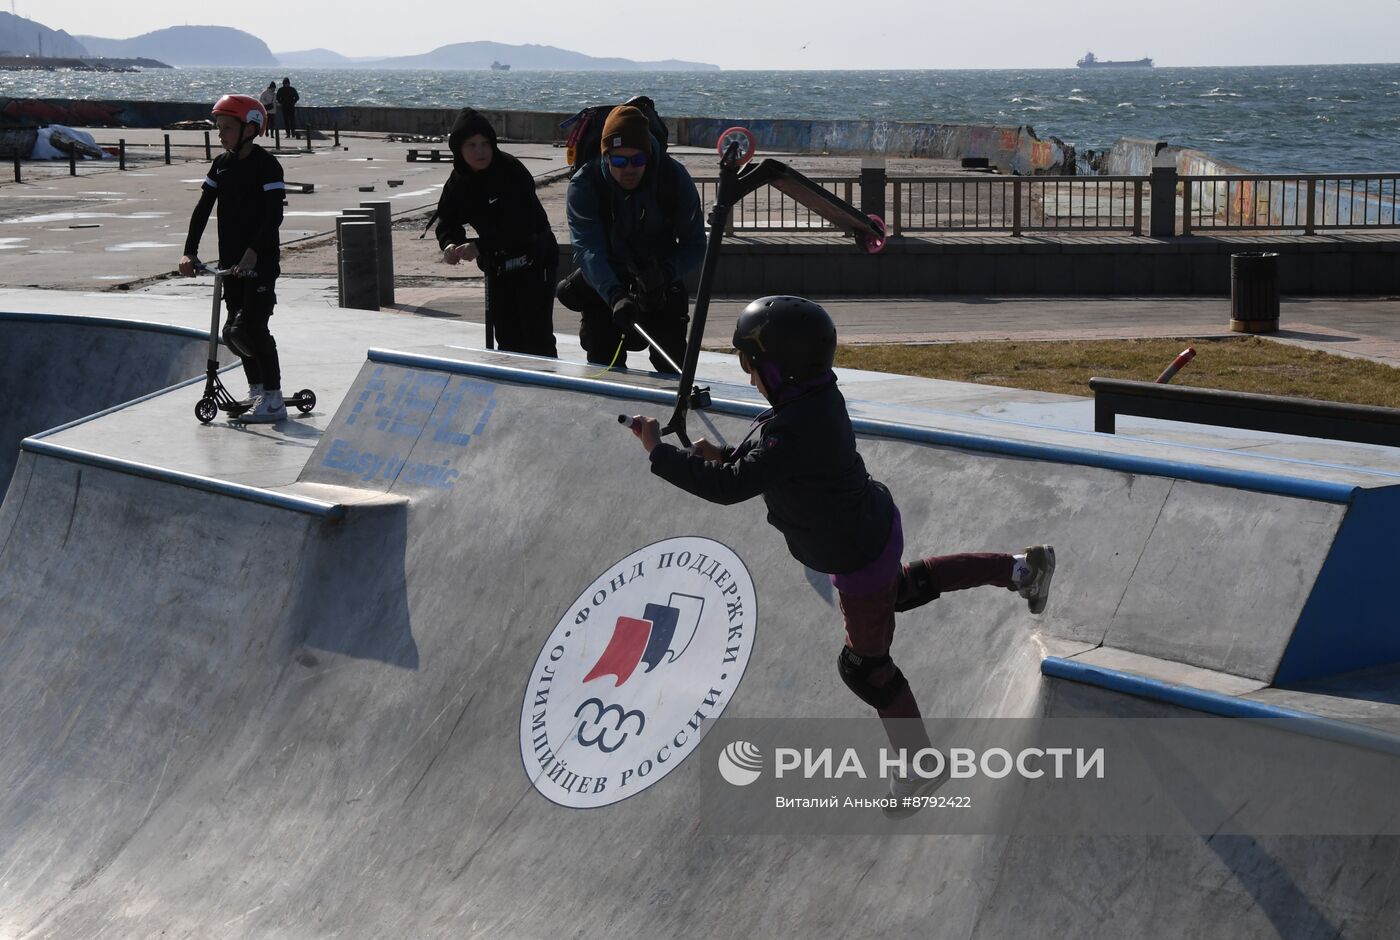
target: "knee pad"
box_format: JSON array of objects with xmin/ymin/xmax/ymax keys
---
[
  {"xmin": 222, "ymin": 315, "xmax": 253, "ymax": 358},
  {"xmin": 894, "ymin": 561, "xmax": 941, "ymax": 613},
  {"xmin": 838, "ymin": 646, "xmax": 908, "ymax": 711}
]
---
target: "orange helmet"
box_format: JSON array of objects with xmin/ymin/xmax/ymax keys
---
[{"xmin": 212, "ymin": 94, "xmax": 265, "ymax": 127}]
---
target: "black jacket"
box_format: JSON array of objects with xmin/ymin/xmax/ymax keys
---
[
  {"xmin": 434, "ymin": 110, "xmax": 557, "ymax": 271},
  {"xmin": 183, "ymin": 144, "xmax": 284, "ymax": 272},
  {"xmin": 648, "ymin": 379, "xmax": 895, "ymax": 574}
]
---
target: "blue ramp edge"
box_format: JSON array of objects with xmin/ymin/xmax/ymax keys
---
[
  {"xmin": 0, "ymin": 311, "xmax": 213, "ymax": 342},
  {"xmin": 21, "ymin": 438, "xmax": 346, "ymax": 521},
  {"xmin": 1274, "ymin": 485, "xmax": 1400, "ymax": 685},
  {"xmin": 367, "ymin": 350, "xmax": 1359, "ymax": 505},
  {"xmin": 1041, "ymin": 656, "xmax": 1400, "ymax": 758}
]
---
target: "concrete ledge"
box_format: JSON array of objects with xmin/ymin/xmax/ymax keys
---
[{"xmin": 1042, "ymin": 654, "xmax": 1400, "ymax": 757}]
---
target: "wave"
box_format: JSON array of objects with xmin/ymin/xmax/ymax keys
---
[{"xmin": 15, "ymin": 62, "xmax": 1400, "ymax": 173}]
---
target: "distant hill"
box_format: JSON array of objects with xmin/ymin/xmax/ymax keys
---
[
  {"xmin": 77, "ymin": 26, "xmax": 277, "ymax": 66},
  {"xmin": 0, "ymin": 11, "xmax": 88, "ymax": 58},
  {"xmin": 329, "ymin": 41, "xmax": 717, "ymax": 71}
]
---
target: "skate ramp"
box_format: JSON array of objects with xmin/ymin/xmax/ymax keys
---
[
  {"xmin": 1, "ymin": 349, "xmax": 1398, "ymax": 937},
  {"xmin": 0, "ymin": 314, "xmax": 210, "ymax": 492}
]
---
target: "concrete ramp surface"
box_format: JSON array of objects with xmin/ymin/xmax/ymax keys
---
[{"xmin": 2, "ymin": 339, "xmax": 1399, "ymax": 937}]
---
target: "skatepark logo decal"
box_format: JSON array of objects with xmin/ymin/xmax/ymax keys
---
[{"xmin": 520, "ymin": 536, "xmax": 757, "ymax": 809}]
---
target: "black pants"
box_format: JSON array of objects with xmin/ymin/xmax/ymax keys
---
[
  {"xmin": 485, "ymin": 263, "xmax": 558, "ymax": 358},
  {"xmin": 281, "ymin": 106, "xmax": 296, "ymax": 137},
  {"xmin": 574, "ymin": 279, "xmax": 689, "ymax": 373},
  {"xmin": 222, "ymin": 273, "xmax": 282, "ymax": 391}
]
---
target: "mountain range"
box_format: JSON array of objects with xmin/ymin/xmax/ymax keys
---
[{"xmin": 4, "ymin": 14, "xmax": 716, "ymax": 70}]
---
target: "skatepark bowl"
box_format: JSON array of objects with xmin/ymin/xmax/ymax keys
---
[{"xmin": 2, "ymin": 301, "xmax": 1400, "ymax": 939}]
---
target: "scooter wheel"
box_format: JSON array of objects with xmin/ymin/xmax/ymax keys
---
[
  {"xmin": 857, "ymin": 213, "xmax": 887, "ymax": 254},
  {"xmin": 716, "ymin": 126, "xmax": 756, "ymax": 166},
  {"xmin": 294, "ymin": 389, "xmax": 316, "ymax": 413},
  {"xmin": 195, "ymin": 397, "xmax": 218, "ymax": 424}
]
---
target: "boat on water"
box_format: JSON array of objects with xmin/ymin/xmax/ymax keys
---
[
  {"xmin": 1076, "ymin": 51, "xmax": 1153, "ymax": 69},
  {"xmin": 490, "ymin": 61, "xmax": 510, "ymax": 71}
]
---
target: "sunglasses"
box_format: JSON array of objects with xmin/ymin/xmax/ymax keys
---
[{"xmin": 607, "ymin": 152, "xmax": 649, "ymax": 168}]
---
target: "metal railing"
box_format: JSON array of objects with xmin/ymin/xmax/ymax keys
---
[
  {"xmin": 890, "ymin": 176, "xmax": 1146, "ymax": 235},
  {"xmin": 680, "ymin": 170, "xmax": 1400, "ymax": 238},
  {"xmin": 694, "ymin": 176, "xmax": 855, "ymax": 233},
  {"xmin": 1182, "ymin": 173, "xmax": 1400, "ymax": 234}
]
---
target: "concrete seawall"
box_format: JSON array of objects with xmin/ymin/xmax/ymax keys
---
[{"xmin": 1, "ymin": 98, "xmax": 1074, "ymax": 174}]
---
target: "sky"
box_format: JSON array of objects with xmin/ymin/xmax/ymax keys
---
[{"xmin": 29, "ymin": 0, "xmax": 1400, "ymax": 70}]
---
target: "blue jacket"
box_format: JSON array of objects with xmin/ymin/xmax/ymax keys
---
[{"xmin": 565, "ymin": 143, "xmax": 706, "ymax": 304}]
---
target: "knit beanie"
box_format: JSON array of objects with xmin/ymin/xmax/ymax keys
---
[{"xmin": 600, "ymin": 105, "xmax": 651, "ymax": 153}]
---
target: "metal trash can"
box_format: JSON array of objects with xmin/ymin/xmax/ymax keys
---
[{"xmin": 1230, "ymin": 251, "xmax": 1280, "ymax": 334}]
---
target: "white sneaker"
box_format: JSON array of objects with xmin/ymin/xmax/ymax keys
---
[
  {"xmin": 239, "ymin": 383, "xmax": 263, "ymax": 408},
  {"xmin": 239, "ymin": 389, "xmax": 287, "ymax": 423},
  {"xmin": 1017, "ymin": 545, "xmax": 1056, "ymax": 615},
  {"xmin": 883, "ymin": 767, "xmax": 952, "ymax": 819}
]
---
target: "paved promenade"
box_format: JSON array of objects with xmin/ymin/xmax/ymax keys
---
[{"xmin": 3, "ymin": 128, "xmax": 1399, "ymax": 369}]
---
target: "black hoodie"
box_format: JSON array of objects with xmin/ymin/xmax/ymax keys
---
[{"xmin": 434, "ymin": 108, "xmax": 557, "ymax": 268}]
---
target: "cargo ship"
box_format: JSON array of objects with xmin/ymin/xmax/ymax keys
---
[{"xmin": 1076, "ymin": 51, "xmax": 1153, "ymax": 69}]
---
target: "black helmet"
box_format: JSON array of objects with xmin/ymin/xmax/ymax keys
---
[{"xmin": 732, "ymin": 295, "xmax": 837, "ymax": 385}]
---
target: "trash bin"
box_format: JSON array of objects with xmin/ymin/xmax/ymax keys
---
[{"xmin": 1230, "ymin": 251, "xmax": 1280, "ymax": 334}]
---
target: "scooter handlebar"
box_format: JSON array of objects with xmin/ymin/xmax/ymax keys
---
[{"xmin": 190, "ymin": 262, "xmax": 255, "ymax": 278}]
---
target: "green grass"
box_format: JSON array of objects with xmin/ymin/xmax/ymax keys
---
[{"xmin": 832, "ymin": 336, "xmax": 1400, "ymax": 407}]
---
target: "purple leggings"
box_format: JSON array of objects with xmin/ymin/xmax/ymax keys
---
[{"xmin": 832, "ymin": 510, "xmax": 1013, "ymax": 753}]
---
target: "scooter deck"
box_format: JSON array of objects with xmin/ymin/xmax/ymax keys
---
[{"xmin": 745, "ymin": 159, "xmax": 885, "ymax": 243}]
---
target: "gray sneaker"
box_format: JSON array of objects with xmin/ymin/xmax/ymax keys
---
[
  {"xmin": 238, "ymin": 389, "xmax": 287, "ymax": 423},
  {"xmin": 1019, "ymin": 545, "xmax": 1056, "ymax": 615},
  {"xmin": 882, "ymin": 767, "xmax": 952, "ymax": 819}
]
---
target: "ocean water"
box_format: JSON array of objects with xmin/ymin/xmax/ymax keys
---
[{"xmin": 8, "ymin": 63, "xmax": 1400, "ymax": 174}]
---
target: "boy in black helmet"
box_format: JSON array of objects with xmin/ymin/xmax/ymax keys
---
[
  {"xmin": 626, "ymin": 295, "xmax": 1055, "ymax": 816},
  {"xmin": 178, "ymin": 93, "xmax": 288, "ymax": 423}
]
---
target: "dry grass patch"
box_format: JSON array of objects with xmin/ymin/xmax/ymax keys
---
[{"xmin": 834, "ymin": 336, "xmax": 1400, "ymax": 407}]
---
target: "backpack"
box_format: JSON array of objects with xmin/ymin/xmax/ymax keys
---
[{"xmin": 561, "ymin": 96, "xmax": 669, "ymax": 177}]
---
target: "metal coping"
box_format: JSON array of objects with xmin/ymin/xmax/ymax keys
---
[
  {"xmin": 20, "ymin": 439, "xmax": 345, "ymax": 521},
  {"xmin": 5, "ymin": 312, "xmax": 337, "ymax": 517},
  {"xmin": 366, "ymin": 350, "xmax": 1361, "ymax": 505},
  {"xmin": 1041, "ymin": 656, "xmax": 1400, "ymax": 758},
  {"xmin": 29, "ymin": 368, "xmax": 235, "ymax": 440},
  {"xmin": 0, "ymin": 310, "xmax": 212, "ymax": 342}
]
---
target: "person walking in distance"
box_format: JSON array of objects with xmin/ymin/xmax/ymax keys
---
[
  {"xmin": 259, "ymin": 81, "xmax": 277, "ymax": 138},
  {"xmin": 276, "ymin": 77, "xmax": 300, "ymax": 139}
]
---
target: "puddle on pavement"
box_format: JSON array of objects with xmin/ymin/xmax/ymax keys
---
[
  {"xmin": 106, "ymin": 241, "xmax": 178, "ymax": 251},
  {"xmin": 4, "ymin": 211, "xmax": 169, "ymax": 224}
]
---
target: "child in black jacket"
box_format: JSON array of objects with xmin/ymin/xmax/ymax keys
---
[
  {"xmin": 179, "ymin": 94, "xmax": 287, "ymax": 423},
  {"xmin": 435, "ymin": 108, "xmax": 558, "ymax": 357},
  {"xmin": 627, "ymin": 296, "xmax": 1055, "ymax": 815}
]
